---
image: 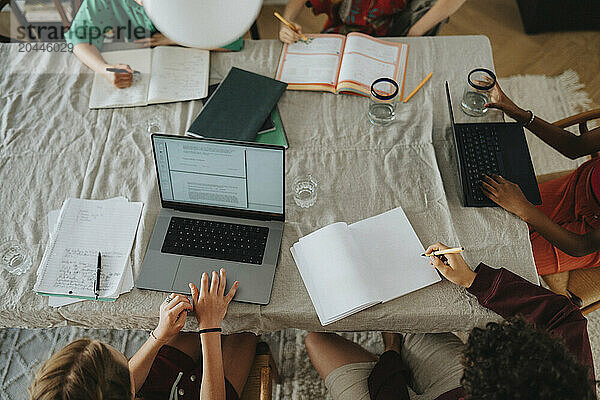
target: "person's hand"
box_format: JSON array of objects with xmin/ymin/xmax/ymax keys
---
[
  {"xmin": 484, "ymin": 82, "xmax": 528, "ymax": 121},
  {"xmin": 425, "ymin": 242, "xmax": 476, "ymax": 288},
  {"xmin": 154, "ymin": 293, "xmax": 193, "ymax": 342},
  {"xmin": 102, "ymin": 63, "xmax": 134, "ymax": 89},
  {"xmin": 135, "ymin": 32, "xmax": 176, "ymax": 48},
  {"xmin": 481, "ymin": 174, "xmax": 534, "ymax": 218},
  {"xmin": 279, "ymin": 21, "xmax": 303, "ymax": 44},
  {"xmin": 189, "ymin": 268, "xmax": 238, "ymax": 329}
]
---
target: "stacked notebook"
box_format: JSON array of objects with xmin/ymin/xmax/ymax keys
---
[
  {"xmin": 35, "ymin": 197, "xmax": 143, "ymax": 306},
  {"xmin": 291, "ymin": 207, "xmax": 440, "ymax": 325}
]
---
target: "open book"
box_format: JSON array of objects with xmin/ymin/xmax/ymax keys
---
[
  {"xmin": 276, "ymin": 32, "xmax": 409, "ymax": 97},
  {"xmin": 291, "ymin": 207, "xmax": 440, "ymax": 326},
  {"xmin": 89, "ymin": 47, "xmax": 209, "ymax": 109}
]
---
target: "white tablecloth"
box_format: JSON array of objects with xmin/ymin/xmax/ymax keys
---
[{"xmin": 0, "ymin": 36, "xmax": 538, "ymax": 333}]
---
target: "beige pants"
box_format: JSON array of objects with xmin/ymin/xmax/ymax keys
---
[{"xmin": 325, "ymin": 333, "xmax": 464, "ymax": 400}]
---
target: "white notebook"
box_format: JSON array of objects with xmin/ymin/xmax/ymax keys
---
[
  {"xmin": 34, "ymin": 198, "xmax": 143, "ymax": 300},
  {"xmin": 89, "ymin": 47, "xmax": 210, "ymax": 109},
  {"xmin": 291, "ymin": 207, "xmax": 441, "ymax": 326}
]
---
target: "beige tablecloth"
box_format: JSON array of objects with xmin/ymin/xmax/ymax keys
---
[{"xmin": 0, "ymin": 36, "xmax": 538, "ymax": 333}]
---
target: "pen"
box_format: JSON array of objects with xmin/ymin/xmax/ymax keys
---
[
  {"xmin": 106, "ymin": 68, "xmax": 140, "ymax": 74},
  {"xmin": 421, "ymin": 247, "xmax": 464, "ymax": 257},
  {"xmin": 95, "ymin": 252, "xmax": 101, "ymax": 300},
  {"xmin": 274, "ymin": 11, "xmax": 309, "ymax": 42}
]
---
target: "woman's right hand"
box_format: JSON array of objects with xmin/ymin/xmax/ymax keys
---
[
  {"xmin": 189, "ymin": 268, "xmax": 238, "ymax": 329},
  {"xmin": 424, "ymin": 242, "xmax": 476, "ymax": 288},
  {"xmin": 102, "ymin": 63, "xmax": 134, "ymax": 89},
  {"xmin": 279, "ymin": 21, "xmax": 303, "ymax": 44},
  {"xmin": 154, "ymin": 293, "xmax": 193, "ymax": 343},
  {"xmin": 484, "ymin": 82, "xmax": 525, "ymax": 121}
]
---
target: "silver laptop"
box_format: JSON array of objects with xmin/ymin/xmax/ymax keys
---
[{"xmin": 136, "ymin": 134, "xmax": 285, "ymax": 305}]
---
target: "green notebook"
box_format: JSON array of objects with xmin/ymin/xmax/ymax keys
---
[{"xmin": 255, "ymin": 107, "xmax": 289, "ymax": 149}]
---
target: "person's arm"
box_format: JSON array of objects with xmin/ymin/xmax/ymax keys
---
[
  {"xmin": 486, "ymin": 82, "xmax": 600, "ymax": 159},
  {"xmin": 128, "ymin": 293, "xmax": 192, "ymax": 393},
  {"xmin": 481, "ymin": 174, "xmax": 600, "ymax": 257},
  {"xmin": 425, "ymin": 242, "xmax": 593, "ymax": 370},
  {"xmin": 406, "ymin": 0, "xmax": 466, "ymax": 36},
  {"xmin": 72, "ymin": 43, "xmax": 135, "ymax": 88},
  {"xmin": 279, "ymin": 0, "xmax": 305, "ymax": 43},
  {"xmin": 189, "ymin": 269, "xmax": 239, "ymax": 400}
]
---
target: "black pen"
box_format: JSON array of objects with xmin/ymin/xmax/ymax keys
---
[
  {"xmin": 95, "ymin": 252, "xmax": 102, "ymax": 300},
  {"xmin": 106, "ymin": 68, "xmax": 141, "ymax": 74}
]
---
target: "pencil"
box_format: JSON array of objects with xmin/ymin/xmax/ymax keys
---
[
  {"xmin": 403, "ymin": 72, "xmax": 433, "ymax": 103},
  {"xmin": 274, "ymin": 11, "xmax": 308, "ymax": 42},
  {"xmin": 106, "ymin": 68, "xmax": 140, "ymax": 74},
  {"xmin": 421, "ymin": 247, "xmax": 464, "ymax": 257},
  {"xmin": 95, "ymin": 252, "xmax": 102, "ymax": 300}
]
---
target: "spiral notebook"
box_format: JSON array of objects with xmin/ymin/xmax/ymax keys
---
[{"xmin": 34, "ymin": 198, "xmax": 143, "ymax": 301}]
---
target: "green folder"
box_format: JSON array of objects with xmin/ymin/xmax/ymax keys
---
[{"xmin": 255, "ymin": 107, "xmax": 289, "ymax": 149}]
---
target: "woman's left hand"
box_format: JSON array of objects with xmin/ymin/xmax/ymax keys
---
[
  {"xmin": 480, "ymin": 174, "xmax": 534, "ymax": 218},
  {"xmin": 153, "ymin": 293, "xmax": 193, "ymax": 342},
  {"xmin": 135, "ymin": 32, "xmax": 176, "ymax": 48}
]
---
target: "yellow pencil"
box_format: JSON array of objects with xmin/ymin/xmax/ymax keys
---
[
  {"xmin": 403, "ymin": 72, "xmax": 433, "ymax": 103},
  {"xmin": 274, "ymin": 11, "xmax": 308, "ymax": 42},
  {"xmin": 421, "ymin": 247, "xmax": 464, "ymax": 257}
]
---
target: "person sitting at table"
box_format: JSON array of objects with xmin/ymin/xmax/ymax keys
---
[
  {"xmin": 65, "ymin": 0, "xmax": 243, "ymax": 89},
  {"xmin": 304, "ymin": 242, "xmax": 595, "ymax": 400},
  {"xmin": 278, "ymin": 0, "xmax": 466, "ymax": 43},
  {"xmin": 29, "ymin": 269, "xmax": 256, "ymax": 400},
  {"xmin": 477, "ymin": 81, "xmax": 600, "ymax": 278}
]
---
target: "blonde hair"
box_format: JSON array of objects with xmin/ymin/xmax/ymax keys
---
[{"xmin": 29, "ymin": 338, "xmax": 132, "ymax": 400}]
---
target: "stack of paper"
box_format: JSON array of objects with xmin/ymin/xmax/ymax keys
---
[{"xmin": 35, "ymin": 197, "xmax": 143, "ymax": 307}]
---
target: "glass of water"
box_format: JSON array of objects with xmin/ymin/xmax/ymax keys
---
[
  {"xmin": 461, "ymin": 68, "xmax": 496, "ymax": 117},
  {"xmin": 368, "ymin": 78, "xmax": 399, "ymax": 126},
  {"xmin": 0, "ymin": 238, "xmax": 32, "ymax": 275},
  {"xmin": 293, "ymin": 175, "xmax": 318, "ymax": 208},
  {"xmin": 147, "ymin": 118, "xmax": 162, "ymax": 134}
]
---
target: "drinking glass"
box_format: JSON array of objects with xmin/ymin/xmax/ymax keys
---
[
  {"xmin": 461, "ymin": 68, "xmax": 496, "ymax": 117},
  {"xmin": 0, "ymin": 238, "xmax": 32, "ymax": 275},
  {"xmin": 293, "ymin": 175, "xmax": 318, "ymax": 208},
  {"xmin": 368, "ymin": 78, "xmax": 399, "ymax": 126},
  {"xmin": 147, "ymin": 118, "xmax": 162, "ymax": 134}
]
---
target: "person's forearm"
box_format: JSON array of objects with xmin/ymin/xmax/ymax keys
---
[
  {"xmin": 506, "ymin": 106, "xmax": 592, "ymax": 160},
  {"xmin": 520, "ymin": 204, "xmax": 594, "ymax": 257},
  {"xmin": 72, "ymin": 43, "xmax": 109, "ymax": 74},
  {"xmin": 282, "ymin": 0, "xmax": 306, "ymax": 21},
  {"xmin": 407, "ymin": 0, "xmax": 465, "ymax": 36},
  {"xmin": 128, "ymin": 336, "xmax": 164, "ymax": 393},
  {"xmin": 200, "ymin": 333, "xmax": 226, "ymax": 400}
]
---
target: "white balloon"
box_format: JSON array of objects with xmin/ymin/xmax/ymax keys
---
[{"xmin": 143, "ymin": 0, "xmax": 263, "ymax": 49}]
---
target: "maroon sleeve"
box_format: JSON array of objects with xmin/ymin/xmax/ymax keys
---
[
  {"xmin": 368, "ymin": 350, "xmax": 410, "ymax": 400},
  {"xmin": 467, "ymin": 263, "xmax": 594, "ymax": 375}
]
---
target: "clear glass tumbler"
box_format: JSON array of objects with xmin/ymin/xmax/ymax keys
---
[
  {"xmin": 0, "ymin": 238, "xmax": 32, "ymax": 275},
  {"xmin": 368, "ymin": 78, "xmax": 399, "ymax": 126},
  {"xmin": 461, "ymin": 68, "xmax": 496, "ymax": 117},
  {"xmin": 293, "ymin": 175, "xmax": 318, "ymax": 208}
]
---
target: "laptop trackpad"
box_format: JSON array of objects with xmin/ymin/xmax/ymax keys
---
[{"xmin": 172, "ymin": 258, "xmax": 222, "ymax": 295}]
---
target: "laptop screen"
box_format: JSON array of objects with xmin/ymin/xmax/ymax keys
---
[{"xmin": 153, "ymin": 135, "xmax": 284, "ymax": 215}]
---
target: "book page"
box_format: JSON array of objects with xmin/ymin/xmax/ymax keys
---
[
  {"xmin": 148, "ymin": 47, "xmax": 209, "ymax": 104},
  {"xmin": 276, "ymin": 34, "xmax": 345, "ymax": 89},
  {"xmin": 294, "ymin": 222, "xmax": 377, "ymax": 324},
  {"xmin": 337, "ymin": 33, "xmax": 408, "ymax": 96},
  {"xmin": 89, "ymin": 48, "xmax": 152, "ymax": 109},
  {"xmin": 35, "ymin": 198, "xmax": 143, "ymax": 299},
  {"xmin": 348, "ymin": 207, "xmax": 440, "ymax": 303}
]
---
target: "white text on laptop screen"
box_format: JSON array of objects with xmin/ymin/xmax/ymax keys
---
[{"xmin": 154, "ymin": 137, "xmax": 284, "ymax": 214}]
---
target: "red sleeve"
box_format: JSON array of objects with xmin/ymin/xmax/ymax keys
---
[{"xmin": 467, "ymin": 263, "xmax": 594, "ymax": 375}]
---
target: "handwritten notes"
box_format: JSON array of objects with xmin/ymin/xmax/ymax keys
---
[{"xmin": 35, "ymin": 198, "xmax": 143, "ymax": 300}]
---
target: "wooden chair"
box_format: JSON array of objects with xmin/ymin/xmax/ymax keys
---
[
  {"xmin": 241, "ymin": 342, "xmax": 280, "ymax": 400},
  {"xmin": 537, "ymin": 108, "xmax": 600, "ymax": 315}
]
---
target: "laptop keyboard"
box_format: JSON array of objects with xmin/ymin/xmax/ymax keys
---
[
  {"xmin": 161, "ymin": 217, "xmax": 269, "ymax": 265},
  {"xmin": 460, "ymin": 125, "xmax": 504, "ymax": 202}
]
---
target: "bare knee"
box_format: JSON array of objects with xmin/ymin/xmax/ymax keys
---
[{"xmin": 305, "ymin": 332, "xmax": 335, "ymax": 353}]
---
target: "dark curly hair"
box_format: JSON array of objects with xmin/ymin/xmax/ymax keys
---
[{"xmin": 462, "ymin": 317, "xmax": 596, "ymax": 400}]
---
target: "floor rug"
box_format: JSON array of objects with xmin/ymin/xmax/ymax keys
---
[{"xmin": 0, "ymin": 70, "xmax": 597, "ymax": 400}]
